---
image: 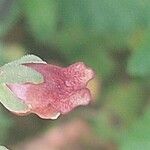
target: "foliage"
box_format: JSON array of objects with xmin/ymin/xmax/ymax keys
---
[
  {"xmin": 0, "ymin": 146, "xmax": 9, "ymax": 150},
  {"xmin": 21, "ymin": 0, "xmax": 57, "ymax": 42},
  {"xmin": 0, "ymin": 0, "xmax": 19, "ymax": 38},
  {"xmin": 127, "ymin": 32, "xmax": 150, "ymax": 77},
  {"xmin": 0, "ymin": 108, "xmax": 13, "ymax": 143},
  {"xmin": 0, "ymin": 0, "xmax": 149, "ymax": 149},
  {"xmin": 120, "ymin": 109, "xmax": 150, "ymax": 150},
  {"xmin": 0, "ymin": 55, "xmax": 45, "ymax": 114}
]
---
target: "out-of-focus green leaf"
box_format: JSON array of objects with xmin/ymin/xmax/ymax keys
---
[
  {"xmin": 0, "ymin": 108, "xmax": 14, "ymax": 143},
  {"xmin": 2, "ymin": 44, "xmax": 25, "ymax": 62},
  {"xmin": 60, "ymin": 0, "xmax": 144, "ymax": 34},
  {"xmin": 0, "ymin": 43, "xmax": 26, "ymax": 66},
  {"xmin": 58, "ymin": 0, "xmax": 150, "ymax": 51},
  {"xmin": 69, "ymin": 48, "xmax": 115, "ymax": 78},
  {"xmin": 121, "ymin": 141, "xmax": 150, "ymax": 150},
  {"xmin": 0, "ymin": 0, "xmax": 19, "ymax": 38},
  {"xmin": 0, "ymin": 146, "xmax": 9, "ymax": 150},
  {"xmin": 142, "ymin": 0, "xmax": 150, "ymax": 27},
  {"xmin": 87, "ymin": 0, "xmax": 139, "ymax": 33},
  {"xmin": 127, "ymin": 32, "xmax": 150, "ymax": 77},
  {"xmin": 53, "ymin": 27, "xmax": 88, "ymax": 52},
  {"xmin": 57, "ymin": 0, "xmax": 147, "ymax": 53},
  {"xmin": 105, "ymin": 82, "xmax": 144, "ymax": 126},
  {"xmin": 90, "ymin": 82, "xmax": 145, "ymax": 140},
  {"xmin": 120, "ymin": 109, "xmax": 150, "ymax": 150},
  {"xmin": 59, "ymin": 0, "xmax": 89, "ymax": 29},
  {"xmin": 0, "ymin": 45, "xmax": 6, "ymax": 65},
  {"xmin": 22, "ymin": 0, "xmax": 57, "ymax": 42},
  {"xmin": 89, "ymin": 111, "xmax": 120, "ymax": 141},
  {"xmin": 0, "ymin": 84, "xmax": 29, "ymax": 113},
  {"xmin": 55, "ymin": 31, "xmax": 115, "ymax": 78}
]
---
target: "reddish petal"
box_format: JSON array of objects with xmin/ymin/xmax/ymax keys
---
[
  {"xmin": 8, "ymin": 62, "xmax": 94, "ymax": 119},
  {"xmin": 63, "ymin": 62, "xmax": 94, "ymax": 90},
  {"xmin": 54, "ymin": 88, "xmax": 92, "ymax": 114},
  {"xmin": 31, "ymin": 106, "xmax": 60, "ymax": 119}
]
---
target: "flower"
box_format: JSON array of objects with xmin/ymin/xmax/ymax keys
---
[{"xmin": 8, "ymin": 62, "xmax": 94, "ymax": 119}]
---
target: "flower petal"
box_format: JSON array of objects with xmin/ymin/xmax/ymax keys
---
[
  {"xmin": 54, "ymin": 88, "xmax": 92, "ymax": 114},
  {"xmin": 8, "ymin": 62, "xmax": 94, "ymax": 119}
]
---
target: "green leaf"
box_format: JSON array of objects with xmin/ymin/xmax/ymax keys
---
[
  {"xmin": 89, "ymin": 111, "xmax": 120, "ymax": 141},
  {"xmin": 0, "ymin": 65, "xmax": 43, "ymax": 84},
  {"xmin": 90, "ymin": 82, "xmax": 144, "ymax": 141},
  {"xmin": 3, "ymin": 54, "xmax": 46, "ymax": 67},
  {"xmin": 121, "ymin": 141, "xmax": 150, "ymax": 150},
  {"xmin": 0, "ymin": 146, "xmax": 9, "ymax": 150},
  {"xmin": 0, "ymin": 0, "xmax": 20, "ymax": 38},
  {"xmin": 59, "ymin": 0, "xmax": 89, "ymax": 29},
  {"xmin": 105, "ymin": 82, "xmax": 144, "ymax": 126},
  {"xmin": 57, "ymin": 0, "xmax": 145, "ymax": 53},
  {"xmin": 22, "ymin": 0, "xmax": 57, "ymax": 42},
  {"xmin": 120, "ymin": 110, "xmax": 150, "ymax": 150},
  {"xmin": 57, "ymin": 42, "xmax": 115, "ymax": 78},
  {"xmin": 71, "ymin": 48, "xmax": 114, "ymax": 78},
  {"xmin": 60, "ymin": 0, "xmax": 142, "ymax": 34},
  {"xmin": 0, "ymin": 45, "xmax": 6, "ymax": 65},
  {"xmin": 127, "ymin": 32, "xmax": 150, "ymax": 77},
  {"xmin": 0, "ymin": 108, "xmax": 14, "ymax": 143},
  {"xmin": 0, "ymin": 84, "xmax": 29, "ymax": 113},
  {"xmin": 0, "ymin": 54, "xmax": 45, "ymax": 84}
]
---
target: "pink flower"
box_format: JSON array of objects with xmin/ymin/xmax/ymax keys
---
[{"xmin": 8, "ymin": 62, "xmax": 94, "ymax": 119}]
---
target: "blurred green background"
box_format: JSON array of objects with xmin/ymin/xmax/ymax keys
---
[{"xmin": 0, "ymin": 0, "xmax": 150, "ymax": 150}]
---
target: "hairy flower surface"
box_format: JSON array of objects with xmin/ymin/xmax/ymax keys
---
[{"xmin": 8, "ymin": 62, "xmax": 94, "ymax": 119}]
